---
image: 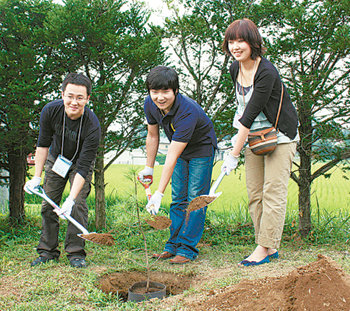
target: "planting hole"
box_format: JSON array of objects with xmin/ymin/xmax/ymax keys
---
[{"xmin": 98, "ymin": 271, "xmax": 193, "ymax": 302}]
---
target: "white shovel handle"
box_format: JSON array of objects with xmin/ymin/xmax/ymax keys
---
[
  {"xmin": 32, "ymin": 187, "xmax": 90, "ymax": 235},
  {"xmin": 209, "ymin": 171, "xmax": 226, "ymax": 196}
]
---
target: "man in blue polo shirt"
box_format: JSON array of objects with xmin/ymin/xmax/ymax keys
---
[{"xmin": 138, "ymin": 66, "xmax": 217, "ymax": 264}]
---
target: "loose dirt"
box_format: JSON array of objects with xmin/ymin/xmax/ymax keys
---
[
  {"xmin": 144, "ymin": 216, "xmax": 172, "ymax": 230},
  {"xmin": 187, "ymin": 195, "xmax": 217, "ymax": 213},
  {"xmin": 185, "ymin": 195, "xmax": 217, "ymax": 223},
  {"xmin": 186, "ymin": 254, "xmax": 350, "ymax": 310},
  {"xmin": 80, "ymin": 233, "xmax": 115, "ymax": 246},
  {"xmin": 99, "ymin": 271, "xmax": 193, "ymax": 301}
]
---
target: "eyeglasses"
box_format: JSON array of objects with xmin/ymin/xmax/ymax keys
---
[{"xmin": 64, "ymin": 95, "xmax": 87, "ymax": 104}]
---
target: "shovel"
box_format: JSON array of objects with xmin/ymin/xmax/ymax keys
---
[
  {"xmin": 137, "ymin": 175, "xmax": 171, "ymax": 230},
  {"xmin": 31, "ymin": 186, "xmax": 115, "ymax": 246},
  {"xmin": 186, "ymin": 171, "xmax": 226, "ymax": 212},
  {"xmin": 137, "ymin": 175, "xmax": 153, "ymax": 201}
]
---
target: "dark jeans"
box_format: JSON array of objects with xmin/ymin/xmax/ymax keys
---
[
  {"xmin": 164, "ymin": 152, "xmax": 214, "ymax": 260},
  {"xmin": 37, "ymin": 153, "xmax": 93, "ymax": 260}
]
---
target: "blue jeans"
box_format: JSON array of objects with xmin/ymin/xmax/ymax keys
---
[{"xmin": 164, "ymin": 153, "xmax": 214, "ymax": 260}]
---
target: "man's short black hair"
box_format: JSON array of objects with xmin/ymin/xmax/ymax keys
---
[
  {"xmin": 62, "ymin": 72, "xmax": 92, "ymax": 96},
  {"xmin": 146, "ymin": 66, "xmax": 179, "ymax": 94}
]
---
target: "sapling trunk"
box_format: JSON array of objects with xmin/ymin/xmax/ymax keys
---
[{"xmin": 133, "ymin": 173, "xmax": 151, "ymax": 292}]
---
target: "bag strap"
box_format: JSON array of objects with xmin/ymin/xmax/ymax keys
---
[
  {"xmin": 239, "ymin": 62, "xmax": 284, "ymax": 130},
  {"xmin": 274, "ymin": 84, "xmax": 284, "ymax": 128}
]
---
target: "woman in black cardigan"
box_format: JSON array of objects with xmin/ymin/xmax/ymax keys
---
[{"xmin": 221, "ymin": 18, "xmax": 299, "ymax": 266}]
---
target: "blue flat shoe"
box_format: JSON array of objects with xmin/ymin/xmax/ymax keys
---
[
  {"xmin": 239, "ymin": 255, "xmax": 270, "ymax": 267},
  {"xmin": 268, "ymin": 251, "xmax": 279, "ymax": 260}
]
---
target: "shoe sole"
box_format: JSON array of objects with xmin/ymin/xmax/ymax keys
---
[
  {"xmin": 151, "ymin": 252, "xmax": 175, "ymax": 260},
  {"xmin": 239, "ymin": 256, "xmax": 270, "ymax": 267},
  {"xmin": 169, "ymin": 256, "xmax": 191, "ymax": 264},
  {"xmin": 268, "ymin": 252, "xmax": 279, "ymax": 260}
]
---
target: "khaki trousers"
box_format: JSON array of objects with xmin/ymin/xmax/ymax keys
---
[{"xmin": 245, "ymin": 142, "xmax": 297, "ymax": 249}]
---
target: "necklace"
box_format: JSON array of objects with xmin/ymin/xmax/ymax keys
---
[
  {"xmin": 239, "ymin": 59, "xmax": 257, "ymax": 107},
  {"xmin": 239, "ymin": 59, "xmax": 257, "ymax": 87}
]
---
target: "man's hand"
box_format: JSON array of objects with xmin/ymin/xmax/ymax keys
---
[
  {"xmin": 55, "ymin": 197, "xmax": 75, "ymax": 219},
  {"xmin": 24, "ymin": 177, "xmax": 42, "ymax": 194},
  {"xmin": 138, "ymin": 166, "xmax": 154, "ymax": 182},
  {"xmin": 146, "ymin": 191, "xmax": 163, "ymax": 215},
  {"xmin": 221, "ymin": 153, "xmax": 238, "ymax": 176}
]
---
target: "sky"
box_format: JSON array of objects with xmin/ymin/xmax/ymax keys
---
[
  {"xmin": 52, "ymin": 0, "xmax": 173, "ymax": 26},
  {"xmin": 142, "ymin": 0, "xmax": 172, "ymax": 25}
]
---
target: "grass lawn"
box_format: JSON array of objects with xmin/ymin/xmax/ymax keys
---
[
  {"xmin": 103, "ymin": 162, "xmax": 350, "ymax": 215},
  {"xmin": 0, "ymin": 213, "xmax": 349, "ymax": 310},
  {"xmin": 1, "ymin": 162, "xmax": 348, "ymax": 310},
  {"xmin": 1, "ymin": 202, "xmax": 349, "ymax": 310},
  {"xmin": 25, "ymin": 162, "xmax": 350, "ymax": 217}
]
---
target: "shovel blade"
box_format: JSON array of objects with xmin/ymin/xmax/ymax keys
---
[{"xmin": 187, "ymin": 192, "xmax": 222, "ymax": 212}]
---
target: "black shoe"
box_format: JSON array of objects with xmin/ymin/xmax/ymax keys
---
[
  {"xmin": 69, "ymin": 257, "xmax": 87, "ymax": 268},
  {"xmin": 30, "ymin": 256, "xmax": 57, "ymax": 267}
]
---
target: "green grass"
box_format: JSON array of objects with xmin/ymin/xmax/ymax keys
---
[
  {"xmin": 0, "ymin": 199, "xmax": 349, "ymax": 310},
  {"xmin": 24, "ymin": 162, "xmax": 350, "ymax": 216},
  {"xmin": 102, "ymin": 162, "xmax": 350, "ymax": 215},
  {"xmin": 1, "ymin": 163, "xmax": 350, "ymax": 310},
  {"xmin": 23, "ymin": 162, "xmax": 350, "ymax": 230}
]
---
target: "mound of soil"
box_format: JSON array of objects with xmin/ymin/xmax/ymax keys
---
[
  {"xmin": 99, "ymin": 271, "xmax": 193, "ymax": 301},
  {"xmin": 189, "ymin": 255, "xmax": 350, "ymax": 310}
]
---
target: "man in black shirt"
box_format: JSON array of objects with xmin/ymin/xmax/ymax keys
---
[{"xmin": 24, "ymin": 73, "xmax": 101, "ymax": 268}]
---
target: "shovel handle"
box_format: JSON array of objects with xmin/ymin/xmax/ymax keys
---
[
  {"xmin": 137, "ymin": 175, "xmax": 153, "ymax": 201},
  {"xmin": 31, "ymin": 186, "xmax": 90, "ymax": 235},
  {"xmin": 209, "ymin": 171, "xmax": 226, "ymax": 195},
  {"xmin": 145, "ymin": 187, "xmax": 152, "ymax": 201}
]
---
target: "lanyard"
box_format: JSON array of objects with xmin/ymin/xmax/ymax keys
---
[{"xmin": 61, "ymin": 110, "xmax": 84, "ymax": 162}]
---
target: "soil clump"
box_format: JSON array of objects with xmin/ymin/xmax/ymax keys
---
[
  {"xmin": 144, "ymin": 216, "xmax": 172, "ymax": 230},
  {"xmin": 188, "ymin": 255, "xmax": 350, "ymax": 310},
  {"xmin": 187, "ymin": 195, "xmax": 217, "ymax": 213},
  {"xmin": 99, "ymin": 271, "xmax": 193, "ymax": 301},
  {"xmin": 185, "ymin": 195, "xmax": 217, "ymax": 223},
  {"xmin": 80, "ymin": 233, "xmax": 115, "ymax": 246}
]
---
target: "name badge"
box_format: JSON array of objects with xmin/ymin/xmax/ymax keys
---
[{"xmin": 52, "ymin": 154, "xmax": 72, "ymax": 178}]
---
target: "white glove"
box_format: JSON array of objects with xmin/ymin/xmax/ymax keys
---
[
  {"xmin": 146, "ymin": 191, "xmax": 163, "ymax": 215},
  {"xmin": 55, "ymin": 197, "xmax": 75, "ymax": 219},
  {"xmin": 24, "ymin": 176, "xmax": 42, "ymax": 194},
  {"xmin": 221, "ymin": 153, "xmax": 239, "ymax": 176},
  {"xmin": 138, "ymin": 166, "xmax": 154, "ymax": 182}
]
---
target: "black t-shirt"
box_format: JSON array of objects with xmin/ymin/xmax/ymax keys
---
[{"xmin": 37, "ymin": 99, "xmax": 101, "ymax": 178}]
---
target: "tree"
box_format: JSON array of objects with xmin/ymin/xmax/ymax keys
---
[
  {"xmin": 47, "ymin": 0, "xmax": 165, "ymax": 229},
  {"xmin": 0, "ymin": 0, "xmax": 61, "ymax": 223},
  {"xmin": 259, "ymin": 0, "xmax": 350, "ymax": 237},
  {"xmin": 164, "ymin": 0, "xmax": 350, "ymax": 237},
  {"xmin": 163, "ymin": 0, "xmax": 259, "ymax": 141}
]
